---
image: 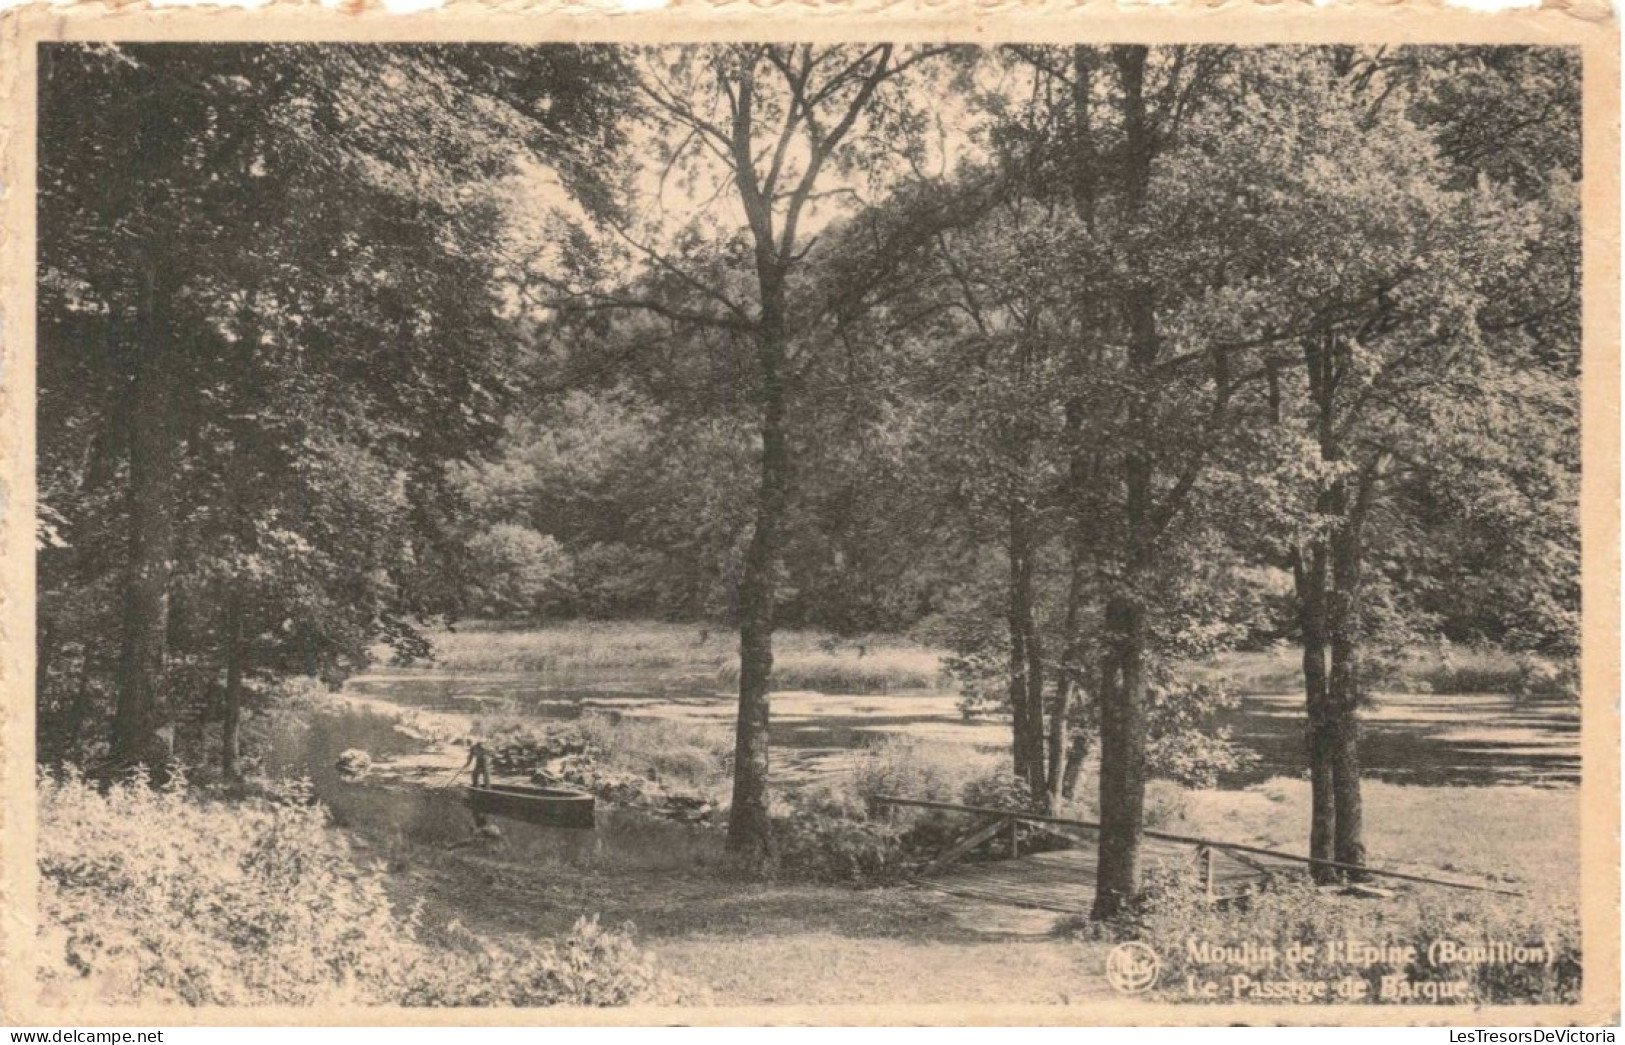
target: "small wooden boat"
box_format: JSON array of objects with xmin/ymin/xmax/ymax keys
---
[{"xmin": 465, "ymin": 783, "xmax": 596, "ymax": 829}]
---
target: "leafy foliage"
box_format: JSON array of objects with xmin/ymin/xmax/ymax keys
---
[
  {"xmin": 401, "ymin": 916, "xmax": 706, "ymax": 1007},
  {"xmin": 37, "ymin": 43, "xmax": 631, "ymax": 764},
  {"xmin": 39, "ymin": 770, "xmax": 401, "ymax": 1006},
  {"xmin": 38, "ymin": 770, "xmax": 700, "ymax": 1007}
]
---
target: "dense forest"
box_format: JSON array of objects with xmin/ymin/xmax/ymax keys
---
[{"xmin": 38, "ymin": 43, "xmax": 1579, "ymax": 921}]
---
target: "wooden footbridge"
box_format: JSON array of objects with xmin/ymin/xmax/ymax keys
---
[{"xmin": 868, "ymin": 795, "xmax": 1525, "ymax": 915}]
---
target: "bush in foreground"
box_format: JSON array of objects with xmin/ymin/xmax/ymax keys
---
[
  {"xmin": 402, "ymin": 916, "xmax": 704, "ymax": 1007},
  {"xmin": 38, "ymin": 770, "xmax": 699, "ymax": 1007}
]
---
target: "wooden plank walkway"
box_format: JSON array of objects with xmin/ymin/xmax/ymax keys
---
[{"xmin": 912, "ymin": 838, "xmax": 1278, "ymax": 914}]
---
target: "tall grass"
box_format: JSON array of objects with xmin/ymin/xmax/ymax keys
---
[
  {"xmin": 1398, "ymin": 644, "xmax": 1576, "ymax": 699},
  {"xmin": 430, "ymin": 621, "xmax": 731, "ymax": 674},
  {"xmin": 428, "ymin": 621, "xmax": 950, "ymax": 695},
  {"xmin": 1187, "ymin": 642, "xmax": 1575, "ymax": 698},
  {"xmin": 716, "ymin": 648, "xmax": 947, "ymax": 694}
]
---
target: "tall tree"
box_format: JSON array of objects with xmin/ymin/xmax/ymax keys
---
[
  {"xmin": 37, "ymin": 44, "xmax": 629, "ymax": 771},
  {"xmin": 537, "ymin": 45, "xmax": 962, "ymax": 864},
  {"xmin": 1008, "ymin": 43, "xmax": 1246, "ymax": 918},
  {"xmin": 1187, "ymin": 46, "xmax": 1576, "ymax": 875}
]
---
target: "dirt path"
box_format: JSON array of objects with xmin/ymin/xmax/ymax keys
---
[{"xmin": 305, "ymin": 698, "xmax": 1115, "ymax": 1006}]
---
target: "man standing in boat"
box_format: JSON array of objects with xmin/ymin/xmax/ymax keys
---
[{"xmin": 462, "ymin": 740, "xmax": 491, "ymax": 789}]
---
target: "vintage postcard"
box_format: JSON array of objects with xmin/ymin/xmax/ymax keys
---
[{"xmin": 0, "ymin": 0, "xmax": 1618, "ymax": 1028}]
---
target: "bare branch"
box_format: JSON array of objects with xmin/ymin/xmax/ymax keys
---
[
  {"xmin": 1006, "ymin": 44, "xmax": 1076, "ymax": 89},
  {"xmin": 532, "ymin": 281, "xmax": 750, "ymax": 333},
  {"xmin": 781, "ymin": 45, "xmax": 896, "ymax": 259},
  {"xmin": 605, "ymin": 221, "xmax": 754, "ymax": 325}
]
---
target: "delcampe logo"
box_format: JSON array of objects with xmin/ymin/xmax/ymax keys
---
[{"xmin": 1106, "ymin": 941, "xmax": 1161, "ymax": 994}]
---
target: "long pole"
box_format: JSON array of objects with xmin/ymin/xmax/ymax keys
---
[{"xmin": 868, "ymin": 794, "xmax": 1527, "ymax": 897}]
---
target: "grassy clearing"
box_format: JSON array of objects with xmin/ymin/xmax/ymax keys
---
[
  {"xmin": 305, "ymin": 664, "xmax": 1578, "ymax": 1007},
  {"xmin": 425, "ymin": 620, "xmax": 951, "ymax": 694},
  {"xmin": 383, "ymin": 837, "xmax": 1111, "ymax": 1006},
  {"xmin": 1168, "ymin": 776, "xmax": 1578, "ymax": 899}
]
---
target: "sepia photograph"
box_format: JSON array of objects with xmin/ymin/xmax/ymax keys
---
[{"xmin": 6, "ymin": 14, "xmax": 1619, "ymax": 1025}]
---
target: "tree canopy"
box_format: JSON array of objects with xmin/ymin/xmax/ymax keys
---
[{"xmin": 37, "ymin": 44, "xmax": 1580, "ymax": 909}]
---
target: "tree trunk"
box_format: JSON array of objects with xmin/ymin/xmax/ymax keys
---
[
  {"xmin": 110, "ymin": 262, "xmax": 178, "ymax": 772},
  {"xmin": 1328, "ymin": 628, "xmax": 1366, "ymax": 872},
  {"xmin": 1326, "ymin": 462, "xmax": 1378, "ymax": 874},
  {"xmin": 1046, "ymin": 535, "xmax": 1088, "ymax": 812},
  {"xmin": 1006, "ymin": 494, "xmax": 1047, "ymax": 798},
  {"xmin": 1299, "ymin": 329, "xmax": 1377, "ymax": 879},
  {"xmin": 726, "ymin": 278, "xmax": 789, "ymax": 867},
  {"xmin": 221, "ymin": 587, "xmax": 245, "ymax": 781},
  {"xmin": 1061, "ymin": 732, "xmax": 1090, "ymax": 800},
  {"xmin": 1094, "ymin": 588, "xmax": 1148, "ymax": 918},
  {"xmin": 1092, "ymin": 45, "xmax": 1154, "ymax": 921},
  {"xmin": 1044, "ymin": 679, "xmax": 1071, "ymax": 813},
  {"xmin": 1295, "ymin": 546, "xmax": 1338, "ymax": 883}
]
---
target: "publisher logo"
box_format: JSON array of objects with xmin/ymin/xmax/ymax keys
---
[{"xmin": 1106, "ymin": 941, "xmax": 1160, "ymax": 994}]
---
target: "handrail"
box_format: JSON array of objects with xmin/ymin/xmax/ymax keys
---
[{"xmin": 868, "ymin": 793, "xmax": 1527, "ymax": 898}]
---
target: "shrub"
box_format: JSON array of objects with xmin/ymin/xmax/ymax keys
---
[
  {"xmin": 473, "ymin": 711, "xmax": 731, "ymax": 804},
  {"xmin": 815, "ymin": 736, "xmax": 1002, "ymax": 818},
  {"xmin": 770, "ymin": 810, "xmax": 913, "ymax": 885},
  {"xmin": 430, "ymin": 620, "xmax": 727, "ymax": 675},
  {"xmin": 960, "ymin": 766, "xmax": 1036, "ymax": 812},
  {"xmin": 1144, "ymin": 678, "xmax": 1259, "ymax": 788},
  {"xmin": 1147, "ymin": 730, "xmax": 1260, "ymax": 789},
  {"xmin": 39, "ymin": 769, "xmax": 409, "ymax": 1006},
  {"xmin": 482, "ymin": 722, "xmax": 592, "ymax": 774},
  {"xmin": 1123, "ymin": 868, "xmax": 1581, "ymax": 1005},
  {"xmin": 401, "ymin": 916, "xmax": 706, "ymax": 1007}
]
